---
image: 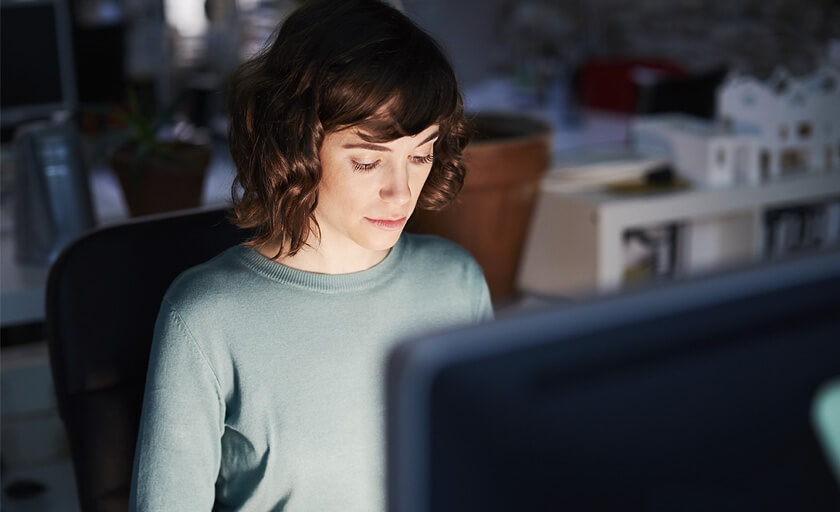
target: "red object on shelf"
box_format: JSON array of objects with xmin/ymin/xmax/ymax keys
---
[{"xmin": 579, "ymin": 58, "xmax": 686, "ymax": 113}]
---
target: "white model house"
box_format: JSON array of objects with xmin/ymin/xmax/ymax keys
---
[
  {"xmin": 629, "ymin": 65, "xmax": 840, "ymax": 186},
  {"xmin": 717, "ymin": 64, "xmax": 840, "ymax": 179},
  {"xmin": 631, "ymin": 114, "xmax": 760, "ymax": 186}
]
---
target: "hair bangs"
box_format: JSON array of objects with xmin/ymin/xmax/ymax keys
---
[
  {"xmin": 319, "ymin": 33, "xmax": 458, "ymax": 142},
  {"xmin": 390, "ymin": 65, "xmax": 457, "ymax": 133}
]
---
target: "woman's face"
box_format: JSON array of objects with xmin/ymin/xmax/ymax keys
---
[{"xmin": 315, "ymin": 123, "xmax": 439, "ymax": 253}]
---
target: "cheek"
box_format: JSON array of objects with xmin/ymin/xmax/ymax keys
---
[
  {"xmin": 411, "ymin": 167, "xmax": 433, "ymax": 198},
  {"xmin": 317, "ymin": 156, "xmax": 352, "ymax": 207},
  {"xmin": 319, "ymin": 180, "xmax": 353, "ymax": 215},
  {"xmin": 319, "ymin": 171, "xmax": 375, "ymax": 215}
]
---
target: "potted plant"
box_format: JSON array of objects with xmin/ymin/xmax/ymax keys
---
[{"xmin": 103, "ymin": 89, "xmax": 211, "ymax": 217}]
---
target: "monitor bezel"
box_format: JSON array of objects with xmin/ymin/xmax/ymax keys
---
[
  {"xmin": 387, "ymin": 247, "xmax": 840, "ymax": 512},
  {"xmin": 0, "ymin": 0, "xmax": 78, "ymax": 128}
]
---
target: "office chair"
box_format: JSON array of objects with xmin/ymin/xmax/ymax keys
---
[{"xmin": 45, "ymin": 206, "xmax": 254, "ymax": 512}]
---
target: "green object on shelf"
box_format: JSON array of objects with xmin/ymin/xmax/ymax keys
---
[{"xmin": 606, "ymin": 176, "xmax": 693, "ymax": 195}]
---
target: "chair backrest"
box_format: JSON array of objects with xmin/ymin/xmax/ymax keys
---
[{"xmin": 45, "ymin": 206, "xmax": 254, "ymax": 512}]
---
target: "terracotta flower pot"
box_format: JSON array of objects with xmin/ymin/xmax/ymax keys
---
[
  {"xmin": 110, "ymin": 142, "xmax": 211, "ymax": 217},
  {"xmin": 407, "ymin": 112, "xmax": 552, "ymax": 303}
]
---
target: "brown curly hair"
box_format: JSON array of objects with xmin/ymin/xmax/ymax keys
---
[{"xmin": 226, "ymin": 0, "xmax": 470, "ymax": 259}]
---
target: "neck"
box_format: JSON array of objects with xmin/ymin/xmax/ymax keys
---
[{"xmin": 257, "ymin": 235, "xmax": 391, "ymax": 275}]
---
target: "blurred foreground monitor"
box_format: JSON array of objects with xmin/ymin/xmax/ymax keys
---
[{"xmin": 388, "ymin": 247, "xmax": 840, "ymax": 512}]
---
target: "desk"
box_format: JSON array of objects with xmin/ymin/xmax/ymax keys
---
[{"xmin": 0, "ymin": 143, "xmax": 237, "ymax": 327}]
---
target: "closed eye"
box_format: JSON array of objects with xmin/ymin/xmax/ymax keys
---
[
  {"xmin": 353, "ymin": 160, "xmax": 380, "ymax": 172},
  {"xmin": 410, "ymin": 154, "xmax": 434, "ymax": 165}
]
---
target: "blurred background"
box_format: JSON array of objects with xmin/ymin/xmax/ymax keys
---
[{"xmin": 1, "ymin": 0, "xmax": 839, "ymax": 510}]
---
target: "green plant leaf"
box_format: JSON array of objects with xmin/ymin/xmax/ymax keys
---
[
  {"xmin": 150, "ymin": 90, "xmax": 189, "ymax": 135},
  {"xmin": 99, "ymin": 87, "xmax": 196, "ymax": 181}
]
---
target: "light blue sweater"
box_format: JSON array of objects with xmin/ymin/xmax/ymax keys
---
[{"xmin": 129, "ymin": 233, "xmax": 493, "ymax": 511}]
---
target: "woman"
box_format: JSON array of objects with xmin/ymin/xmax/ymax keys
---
[{"xmin": 129, "ymin": 1, "xmax": 492, "ymax": 510}]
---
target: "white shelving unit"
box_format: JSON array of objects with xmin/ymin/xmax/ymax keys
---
[{"xmin": 517, "ymin": 169, "xmax": 840, "ymax": 297}]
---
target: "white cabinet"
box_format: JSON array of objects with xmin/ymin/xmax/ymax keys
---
[{"xmin": 517, "ymin": 171, "xmax": 840, "ymax": 297}]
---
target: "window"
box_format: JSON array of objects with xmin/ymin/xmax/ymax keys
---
[
  {"xmin": 760, "ymin": 149, "xmax": 771, "ymax": 180},
  {"xmin": 735, "ymin": 146, "xmax": 750, "ymax": 183},
  {"xmin": 716, "ymin": 147, "xmax": 727, "ymax": 168},
  {"xmin": 780, "ymin": 148, "xmax": 809, "ymax": 173}
]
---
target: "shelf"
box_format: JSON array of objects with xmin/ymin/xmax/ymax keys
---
[{"xmin": 517, "ymin": 169, "xmax": 840, "ymax": 297}]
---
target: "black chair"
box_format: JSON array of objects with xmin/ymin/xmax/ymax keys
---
[{"xmin": 45, "ymin": 206, "xmax": 254, "ymax": 512}]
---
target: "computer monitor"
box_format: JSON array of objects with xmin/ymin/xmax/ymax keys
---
[
  {"xmin": 0, "ymin": 0, "xmax": 77, "ymax": 128},
  {"xmin": 387, "ymin": 248, "xmax": 840, "ymax": 512}
]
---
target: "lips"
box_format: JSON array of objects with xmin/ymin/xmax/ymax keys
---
[{"xmin": 365, "ymin": 216, "xmax": 407, "ymax": 231}]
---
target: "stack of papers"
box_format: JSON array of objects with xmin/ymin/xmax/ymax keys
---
[{"xmin": 543, "ymin": 148, "xmax": 669, "ymax": 192}]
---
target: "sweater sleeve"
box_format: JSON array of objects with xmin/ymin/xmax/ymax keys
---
[
  {"xmin": 471, "ymin": 264, "xmax": 495, "ymax": 324},
  {"xmin": 129, "ymin": 300, "xmax": 224, "ymax": 511}
]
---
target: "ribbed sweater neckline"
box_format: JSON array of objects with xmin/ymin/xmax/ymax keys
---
[{"xmin": 234, "ymin": 235, "xmax": 407, "ymax": 293}]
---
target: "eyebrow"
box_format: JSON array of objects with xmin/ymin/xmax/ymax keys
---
[{"xmin": 342, "ymin": 131, "xmax": 440, "ymax": 152}]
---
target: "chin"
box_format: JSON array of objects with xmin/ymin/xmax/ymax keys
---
[{"xmin": 358, "ymin": 230, "xmax": 402, "ymax": 252}]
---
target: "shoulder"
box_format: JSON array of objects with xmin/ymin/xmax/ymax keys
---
[
  {"xmin": 400, "ymin": 233, "xmax": 486, "ymax": 286},
  {"xmin": 399, "ymin": 233, "xmax": 494, "ymax": 324},
  {"xmin": 401, "ymin": 233, "xmax": 480, "ymax": 270},
  {"xmin": 160, "ymin": 245, "xmax": 254, "ymax": 321}
]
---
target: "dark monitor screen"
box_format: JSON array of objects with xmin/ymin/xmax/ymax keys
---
[
  {"xmin": 387, "ymin": 249, "xmax": 840, "ymax": 512},
  {"xmin": 0, "ymin": 0, "xmax": 75, "ymax": 126}
]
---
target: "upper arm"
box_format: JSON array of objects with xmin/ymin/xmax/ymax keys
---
[
  {"xmin": 469, "ymin": 261, "xmax": 494, "ymax": 324},
  {"xmin": 129, "ymin": 301, "xmax": 225, "ymax": 511}
]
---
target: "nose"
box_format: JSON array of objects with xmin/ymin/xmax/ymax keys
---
[{"xmin": 379, "ymin": 162, "xmax": 412, "ymax": 205}]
